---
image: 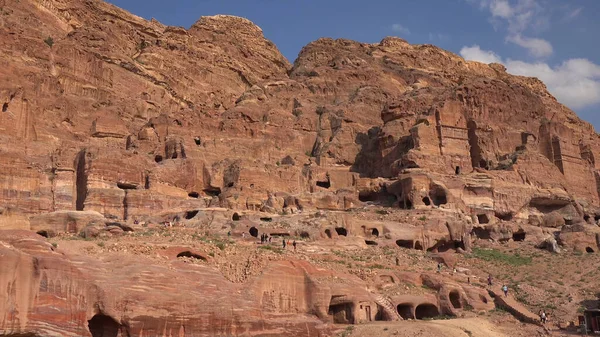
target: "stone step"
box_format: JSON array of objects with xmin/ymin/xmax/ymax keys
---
[{"xmin": 373, "ymin": 294, "xmax": 401, "ymax": 321}]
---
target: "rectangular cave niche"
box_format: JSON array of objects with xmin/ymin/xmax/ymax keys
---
[{"xmin": 328, "ymin": 297, "xmax": 354, "ymax": 324}]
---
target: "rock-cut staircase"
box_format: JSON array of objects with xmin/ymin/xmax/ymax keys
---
[
  {"xmin": 373, "ymin": 293, "xmax": 401, "ymax": 321},
  {"xmin": 489, "ymin": 289, "xmax": 541, "ymax": 325}
]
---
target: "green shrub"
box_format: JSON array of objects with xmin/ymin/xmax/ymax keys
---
[
  {"xmin": 44, "ymin": 37, "xmax": 54, "ymax": 47},
  {"xmin": 468, "ymin": 248, "xmax": 532, "ymax": 266},
  {"xmin": 258, "ymin": 245, "xmax": 283, "ymax": 254}
]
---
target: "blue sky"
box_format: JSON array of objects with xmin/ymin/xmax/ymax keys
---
[{"xmin": 107, "ymin": 0, "xmax": 600, "ymax": 130}]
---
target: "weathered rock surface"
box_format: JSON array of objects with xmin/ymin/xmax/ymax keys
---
[
  {"xmin": 1, "ymin": 0, "xmax": 600, "ymax": 335},
  {"xmin": 1, "ymin": 0, "xmax": 599, "ymax": 229}
]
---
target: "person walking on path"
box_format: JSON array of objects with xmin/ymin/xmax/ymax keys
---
[
  {"xmin": 282, "ymin": 239, "xmax": 286, "ymax": 249},
  {"xmin": 502, "ymin": 284, "xmax": 508, "ymax": 297},
  {"xmin": 540, "ymin": 310, "xmax": 547, "ymax": 324},
  {"xmin": 437, "ymin": 263, "xmax": 442, "ymax": 273},
  {"xmin": 487, "ymin": 274, "xmax": 493, "ymax": 287},
  {"xmin": 293, "ymin": 240, "xmax": 297, "ymax": 251}
]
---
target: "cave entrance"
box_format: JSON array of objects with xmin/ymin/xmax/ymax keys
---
[
  {"xmin": 176, "ymin": 251, "xmax": 207, "ymax": 261},
  {"xmin": 399, "ymin": 199, "xmax": 413, "ymax": 209},
  {"xmin": 249, "ymin": 227, "xmax": 259, "ymax": 238},
  {"xmin": 117, "ymin": 182, "xmax": 137, "ymax": 190},
  {"xmin": 316, "ymin": 176, "xmax": 331, "ymax": 189},
  {"xmin": 512, "ymin": 231, "xmax": 526, "ymax": 242},
  {"xmin": 449, "ymin": 291, "xmax": 462, "ymax": 309},
  {"xmin": 422, "ymin": 197, "xmax": 431, "ymax": 206},
  {"xmin": 468, "ymin": 120, "xmax": 485, "ymax": 169},
  {"xmin": 586, "ymin": 247, "xmax": 595, "ymax": 253},
  {"xmin": 415, "ymin": 304, "xmax": 439, "ymax": 320},
  {"xmin": 477, "ymin": 214, "xmax": 490, "ymax": 224},
  {"xmin": 75, "ymin": 150, "xmax": 88, "ymax": 211},
  {"xmin": 414, "ymin": 241, "xmax": 423, "ymax": 250},
  {"xmin": 154, "ymin": 154, "xmax": 163, "ymax": 163},
  {"xmin": 365, "ymin": 240, "xmax": 378, "ymax": 246},
  {"xmin": 36, "ymin": 230, "xmax": 49, "ymax": 238},
  {"xmin": 335, "ymin": 227, "xmax": 347, "ymax": 236},
  {"xmin": 396, "ymin": 304, "xmax": 414, "ymax": 319},
  {"xmin": 88, "ymin": 314, "xmax": 119, "ymax": 337},
  {"xmin": 430, "ymin": 188, "xmax": 448, "ymax": 206},
  {"xmin": 328, "ymin": 300, "xmax": 353, "ymax": 324},
  {"xmin": 359, "ymin": 191, "xmax": 378, "ymax": 202},
  {"xmin": 185, "ymin": 210, "xmax": 199, "ymax": 220},
  {"xmin": 325, "ymin": 229, "xmax": 332, "ymax": 239},
  {"xmin": 371, "ymin": 228, "xmax": 379, "ymax": 237},
  {"xmin": 396, "ymin": 239, "xmax": 413, "ymax": 249},
  {"xmin": 203, "ymin": 188, "xmax": 221, "ymax": 197},
  {"xmin": 428, "ymin": 239, "xmax": 456, "ymax": 253},
  {"xmin": 2, "ymin": 102, "xmax": 7, "ymax": 112},
  {"xmin": 188, "ymin": 192, "xmax": 200, "ymax": 198},
  {"xmin": 471, "ymin": 227, "xmax": 491, "ymax": 240},
  {"xmin": 374, "ymin": 304, "xmax": 386, "ymax": 321},
  {"xmin": 300, "ymin": 231, "xmax": 310, "ymax": 239},
  {"xmin": 455, "ymin": 166, "xmax": 461, "ymax": 175},
  {"xmin": 496, "ymin": 212, "xmax": 513, "ymax": 221},
  {"xmin": 232, "ymin": 213, "xmax": 241, "ymax": 221}
]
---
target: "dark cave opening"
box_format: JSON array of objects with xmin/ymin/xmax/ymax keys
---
[
  {"xmin": 335, "ymin": 227, "xmax": 348, "ymax": 236},
  {"xmin": 176, "ymin": 251, "xmax": 207, "ymax": 261},
  {"xmin": 88, "ymin": 314, "xmax": 119, "ymax": 337}
]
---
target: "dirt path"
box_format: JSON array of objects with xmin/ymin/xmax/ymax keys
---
[{"xmin": 347, "ymin": 318, "xmax": 510, "ymax": 337}]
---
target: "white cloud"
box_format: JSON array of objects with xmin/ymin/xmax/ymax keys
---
[
  {"xmin": 507, "ymin": 59, "xmax": 600, "ymax": 109},
  {"xmin": 391, "ymin": 24, "xmax": 410, "ymax": 35},
  {"xmin": 460, "ymin": 45, "xmax": 503, "ymax": 64},
  {"xmin": 506, "ymin": 34, "xmax": 553, "ymax": 58},
  {"xmin": 563, "ymin": 7, "xmax": 583, "ymax": 22},
  {"xmin": 460, "ymin": 45, "xmax": 600, "ymax": 109},
  {"xmin": 468, "ymin": 0, "xmax": 552, "ymax": 57},
  {"xmin": 490, "ymin": 0, "xmax": 513, "ymax": 18}
]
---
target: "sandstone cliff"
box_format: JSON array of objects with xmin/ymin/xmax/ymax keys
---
[{"xmin": 1, "ymin": 0, "xmax": 600, "ymax": 336}]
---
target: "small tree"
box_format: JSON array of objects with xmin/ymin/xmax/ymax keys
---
[{"xmin": 44, "ymin": 36, "xmax": 54, "ymax": 48}]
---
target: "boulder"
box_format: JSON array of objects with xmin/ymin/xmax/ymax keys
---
[{"xmin": 29, "ymin": 211, "xmax": 106, "ymax": 236}]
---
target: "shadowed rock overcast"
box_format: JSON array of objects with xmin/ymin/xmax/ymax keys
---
[{"xmin": 2, "ymin": 0, "xmax": 600, "ymax": 336}]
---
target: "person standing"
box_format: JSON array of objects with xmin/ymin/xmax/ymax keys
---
[
  {"xmin": 293, "ymin": 240, "xmax": 297, "ymax": 251},
  {"xmin": 502, "ymin": 284, "xmax": 508, "ymax": 297}
]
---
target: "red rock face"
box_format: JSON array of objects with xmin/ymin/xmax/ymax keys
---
[
  {"xmin": 1, "ymin": 0, "xmax": 600, "ymax": 335},
  {"xmin": 1, "ymin": 0, "xmax": 599, "ymax": 226},
  {"xmin": 0, "ymin": 231, "xmax": 372, "ymax": 337}
]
